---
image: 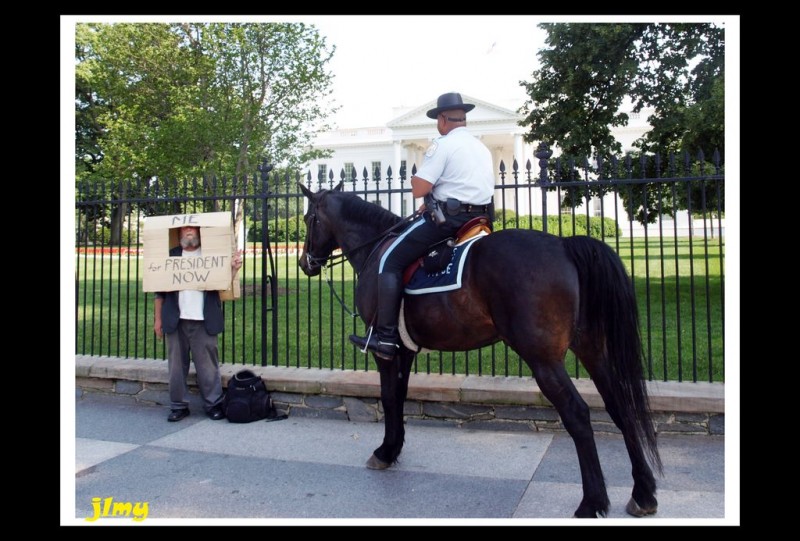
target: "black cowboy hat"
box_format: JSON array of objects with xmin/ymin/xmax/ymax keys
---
[{"xmin": 426, "ymin": 92, "xmax": 475, "ymax": 119}]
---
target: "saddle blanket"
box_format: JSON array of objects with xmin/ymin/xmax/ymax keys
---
[{"xmin": 404, "ymin": 232, "xmax": 486, "ymax": 295}]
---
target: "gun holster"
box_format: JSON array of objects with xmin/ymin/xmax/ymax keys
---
[{"xmin": 424, "ymin": 194, "xmax": 447, "ymax": 226}]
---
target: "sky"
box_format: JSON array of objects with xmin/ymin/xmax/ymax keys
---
[
  {"xmin": 62, "ymin": 14, "xmax": 738, "ymax": 130},
  {"xmin": 305, "ymin": 15, "xmax": 548, "ymax": 128},
  {"xmin": 286, "ymin": 14, "xmax": 737, "ymax": 129}
]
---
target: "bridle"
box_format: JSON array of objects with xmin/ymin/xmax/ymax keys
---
[
  {"xmin": 301, "ymin": 212, "xmax": 333, "ymax": 272},
  {"xmin": 302, "ymin": 209, "xmax": 345, "ymax": 273}
]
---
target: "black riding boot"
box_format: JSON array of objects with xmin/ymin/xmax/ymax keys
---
[{"xmin": 349, "ymin": 272, "xmax": 402, "ymax": 361}]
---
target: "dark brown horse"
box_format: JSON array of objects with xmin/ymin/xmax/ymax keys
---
[{"xmin": 298, "ymin": 182, "xmax": 662, "ymax": 518}]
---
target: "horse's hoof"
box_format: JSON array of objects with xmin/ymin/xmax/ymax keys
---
[
  {"xmin": 625, "ymin": 497, "xmax": 657, "ymax": 517},
  {"xmin": 572, "ymin": 499, "xmax": 609, "ymax": 518},
  {"xmin": 366, "ymin": 454, "xmax": 391, "ymax": 470},
  {"xmin": 572, "ymin": 507, "xmax": 604, "ymax": 518}
]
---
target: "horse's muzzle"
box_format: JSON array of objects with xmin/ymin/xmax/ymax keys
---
[{"xmin": 299, "ymin": 252, "xmax": 323, "ymax": 276}]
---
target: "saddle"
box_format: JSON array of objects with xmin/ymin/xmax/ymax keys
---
[{"xmin": 402, "ymin": 216, "xmax": 492, "ymax": 285}]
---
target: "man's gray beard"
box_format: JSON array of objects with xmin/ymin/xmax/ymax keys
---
[{"xmin": 180, "ymin": 237, "xmax": 199, "ymax": 249}]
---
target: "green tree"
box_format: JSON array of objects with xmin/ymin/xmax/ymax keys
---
[
  {"xmin": 75, "ymin": 24, "xmax": 108, "ymax": 179},
  {"xmin": 519, "ymin": 22, "xmax": 724, "ymax": 222},
  {"xmin": 520, "ymin": 22, "xmax": 724, "ymax": 157},
  {"xmin": 75, "ymin": 22, "xmax": 336, "ymax": 244}
]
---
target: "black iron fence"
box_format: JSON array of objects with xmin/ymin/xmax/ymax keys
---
[{"xmin": 74, "ymin": 148, "xmax": 725, "ymax": 382}]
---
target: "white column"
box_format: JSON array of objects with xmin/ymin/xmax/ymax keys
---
[
  {"xmin": 407, "ymin": 143, "xmax": 426, "ymax": 212},
  {"xmin": 393, "ymin": 140, "xmax": 403, "ymax": 177},
  {"xmin": 514, "ymin": 134, "xmax": 524, "ymax": 171},
  {"xmin": 392, "ymin": 140, "xmax": 403, "ymax": 211},
  {"xmin": 512, "ymin": 134, "xmax": 529, "ymax": 215},
  {"xmin": 491, "ymin": 144, "xmax": 500, "ymax": 172},
  {"xmin": 491, "ymin": 146, "xmax": 511, "ymax": 212},
  {"xmin": 411, "ymin": 145, "xmax": 424, "ymax": 175}
]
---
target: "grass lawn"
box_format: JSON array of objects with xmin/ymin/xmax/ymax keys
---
[{"xmin": 75, "ymin": 236, "xmax": 724, "ymax": 383}]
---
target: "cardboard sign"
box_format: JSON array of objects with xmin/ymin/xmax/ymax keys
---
[{"xmin": 143, "ymin": 212, "xmax": 234, "ymax": 293}]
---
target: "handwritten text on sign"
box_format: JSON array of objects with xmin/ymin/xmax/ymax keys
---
[
  {"xmin": 170, "ymin": 214, "xmax": 201, "ymax": 226},
  {"xmin": 142, "ymin": 211, "xmax": 233, "ymax": 292},
  {"xmin": 147, "ymin": 255, "xmax": 230, "ymax": 285}
]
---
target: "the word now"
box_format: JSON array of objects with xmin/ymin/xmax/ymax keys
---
[{"xmin": 172, "ymin": 271, "xmax": 211, "ymax": 285}]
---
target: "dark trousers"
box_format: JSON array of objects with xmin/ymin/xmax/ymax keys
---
[
  {"xmin": 166, "ymin": 319, "xmax": 224, "ymax": 412},
  {"xmin": 370, "ymin": 212, "xmax": 481, "ymax": 341},
  {"xmin": 379, "ymin": 212, "xmax": 476, "ymax": 277}
]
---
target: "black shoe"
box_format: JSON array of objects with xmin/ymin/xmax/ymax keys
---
[
  {"xmin": 207, "ymin": 406, "xmax": 225, "ymax": 421},
  {"xmin": 168, "ymin": 409, "xmax": 190, "ymax": 422},
  {"xmin": 349, "ymin": 333, "xmax": 399, "ymax": 361}
]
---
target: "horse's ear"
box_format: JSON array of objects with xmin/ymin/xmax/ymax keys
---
[
  {"xmin": 298, "ymin": 182, "xmax": 314, "ymax": 199},
  {"xmin": 333, "ymin": 181, "xmax": 344, "ymax": 192}
]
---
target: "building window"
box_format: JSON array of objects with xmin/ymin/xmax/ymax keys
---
[
  {"xmin": 372, "ymin": 199, "xmax": 382, "ymax": 207},
  {"xmin": 400, "ymin": 159, "xmax": 407, "ymax": 179},
  {"xmin": 317, "ymin": 164, "xmax": 327, "ymax": 182},
  {"xmin": 371, "ymin": 161, "xmax": 382, "ymax": 180},
  {"xmin": 593, "ymin": 197, "xmax": 603, "ymax": 216},
  {"xmin": 344, "ymin": 162, "xmax": 355, "ymax": 181}
]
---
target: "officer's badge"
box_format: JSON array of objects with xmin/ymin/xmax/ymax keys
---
[{"xmin": 425, "ymin": 141, "xmax": 438, "ymax": 158}]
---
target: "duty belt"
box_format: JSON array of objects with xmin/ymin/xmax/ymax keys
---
[
  {"xmin": 442, "ymin": 198, "xmax": 490, "ymax": 215},
  {"xmin": 455, "ymin": 203, "xmax": 491, "ymax": 214}
]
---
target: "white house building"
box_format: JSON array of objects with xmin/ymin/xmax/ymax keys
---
[{"xmin": 306, "ymin": 95, "xmax": 719, "ymax": 237}]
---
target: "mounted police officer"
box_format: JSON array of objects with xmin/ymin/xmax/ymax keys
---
[{"xmin": 349, "ymin": 92, "xmax": 495, "ymax": 360}]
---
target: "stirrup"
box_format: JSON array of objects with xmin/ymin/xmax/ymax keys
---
[
  {"xmin": 350, "ymin": 326, "xmax": 399, "ymax": 360},
  {"xmin": 359, "ymin": 326, "xmax": 375, "ymax": 354}
]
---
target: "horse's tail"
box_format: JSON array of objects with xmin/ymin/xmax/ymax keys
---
[{"xmin": 563, "ymin": 236, "xmax": 663, "ymax": 475}]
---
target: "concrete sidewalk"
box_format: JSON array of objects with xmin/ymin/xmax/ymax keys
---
[{"xmin": 67, "ymin": 391, "xmax": 734, "ymax": 525}]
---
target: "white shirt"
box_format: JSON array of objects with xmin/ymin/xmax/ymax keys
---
[
  {"xmin": 178, "ymin": 248, "xmax": 205, "ymax": 320},
  {"xmin": 415, "ymin": 126, "xmax": 494, "ymax": 205}
]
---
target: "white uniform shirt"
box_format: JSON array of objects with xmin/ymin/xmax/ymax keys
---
[
  {"xmin": 415, "ymin": 126, "xmax": 494, "ymax": 205},
  {"xmin": 178, "ymin": 248, "xmax": 205, "ymax": 320}
]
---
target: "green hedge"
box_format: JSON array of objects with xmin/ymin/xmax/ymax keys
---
[
  {"xmin": 88, "ymin": 227, "xmax": 138, "ymax": 246},
  {"xmin": 492, "ymin": 214, "xmax": 621, "ymax": 239},
  {"xmin": 246, "ymin": 213, "xmax": 621, "ymax": 242},
  {"xmin": 247, "ymin": 216, "xmax": 307, "ymax": 243},
  {"xmin": 493, "ymin": 208, "xmax": 517, "ymax": 223}
]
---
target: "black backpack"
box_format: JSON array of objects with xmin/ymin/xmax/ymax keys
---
[{"xmin": 222, "ymin": 369, "xmax": 286, "ymax": 423}]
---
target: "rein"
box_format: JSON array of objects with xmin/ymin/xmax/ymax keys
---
[
  {"xmin": 307, "ymin": 210, "xmax": 422, "ymax": 319},
  {"xmin": 319, "ymin": 211, "xmax": 420, "ymax": 269},
  {"xmin": 322, "ymin": 266, "xmax": 360, "ymax": 318}
]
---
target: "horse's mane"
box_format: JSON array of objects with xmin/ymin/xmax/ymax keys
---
[{"xmin": 334, "ymin": 191, "xmax": 404, "ymax": 234}]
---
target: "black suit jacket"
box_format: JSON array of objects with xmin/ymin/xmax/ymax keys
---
[{"xmin": 155, "ymin": 246, "xmax": 224, "ymax": 335}]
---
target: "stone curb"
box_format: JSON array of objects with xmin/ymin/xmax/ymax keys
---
[{"xmin": 75, "ymin": 355, "xmax": 725, "ymax": 435}]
